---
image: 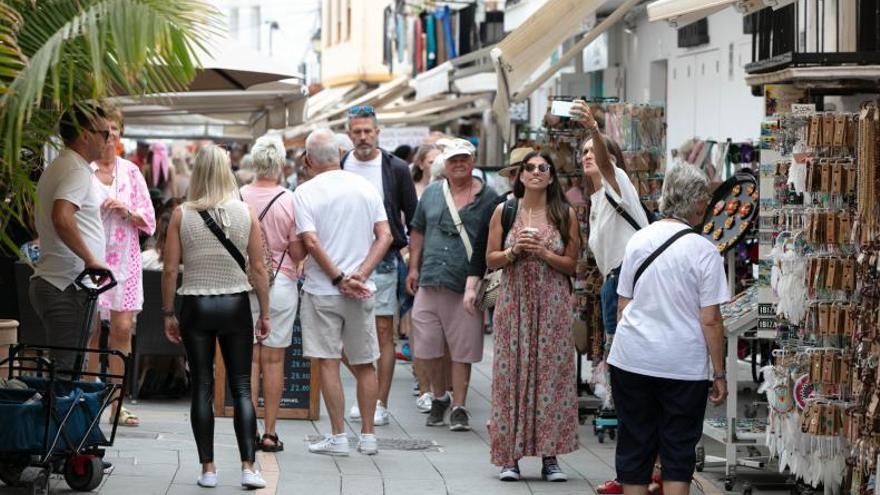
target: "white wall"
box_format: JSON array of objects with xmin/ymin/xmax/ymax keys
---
[{"xmin": 616, "ymin": 8, "xmax": 764, "ymax": 160}]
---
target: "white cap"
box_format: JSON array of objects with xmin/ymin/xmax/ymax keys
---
[{"xmin": 437, "ymin": 138, "xmax": 476, "ymax": 161}]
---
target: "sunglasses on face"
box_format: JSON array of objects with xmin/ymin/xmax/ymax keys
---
[
  {"xmin": 349, "ymin": 105, "xmax": 375, "ymax": 116},
  {"xmin": 523, "ymin": 163, "xmax": 552, "ymax": 173},
  {"xmin": 88, "ymin": 128, "xmax": 110, "ymax": 141}
]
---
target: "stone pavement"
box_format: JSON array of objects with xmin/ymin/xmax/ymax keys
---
[{"xmin": 0, "ymin": 336, "xmax": 735, "ymax": 495}]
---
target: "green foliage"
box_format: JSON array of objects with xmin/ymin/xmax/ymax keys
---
[{"xmin": 0, "ymin": 0, "xmax": 221, "ymax": 254}]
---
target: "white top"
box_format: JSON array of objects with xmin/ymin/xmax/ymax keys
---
[
  {"xmin": 33, "ymin": 149, "xmax": 106, "ymax": 290},
  {"xmin": 343, "ymin": 152, "xmax": 384, "ymax": 198},
  {"xmin": 608, "ymin": 221, "xmax": 730, "ymax": 381},
  {"xmin": 293, "ymin": 170, "xmax": 387, "ymax": 296},
  {"xmin": 588, "ymin": 166, "xmax": 649, "ymax": 277},
  {"xmin": 177, "ymin": 201, "xmax": 252, "ymax": 295},
  {"xmin": 141, "ymin": 249, "xmax": 162, "ymax": 271}
]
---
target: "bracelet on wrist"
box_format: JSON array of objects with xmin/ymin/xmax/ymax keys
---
[
  {"xmin": 331, "ymin": 271, "xmax": 345, "ymax": 286},
  {"xmin": 713, "ymin": 372, "xmax": 726, "ymax": 380},
  {"xmin": 504, "ymin": 248, "xmax": 516, "ymax": 263}
]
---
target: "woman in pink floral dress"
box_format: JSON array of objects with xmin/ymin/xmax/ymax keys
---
[
  {"xmin": 485, "ymin": 151, "xmax": 579, "ymax": 482},
  {"xmin": 87, "ymin": 107, "xmax": 156, "ymax": 426}
]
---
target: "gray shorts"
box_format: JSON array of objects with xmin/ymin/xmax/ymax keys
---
[
  {"xmin": 300, "ymin": 293, "xmax": 380, "ymax": 365},
  {"xmin": 370, "ymin": 257, "xmax": 398, "ymax": 317},
  {"xmin": 28, "ymin": 277, "xmax": 95, "ymax": 373}
]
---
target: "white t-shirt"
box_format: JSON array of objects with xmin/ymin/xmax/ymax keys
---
[
  {"xmin": 607, "ymin": 221, "xmax": 730, "ymax": 381},
  {"xmin": 33, "ymin": 148, "xmax": 106, "ymax": 290},
  {"xmin": 588, "ymin": 166, "xmax": 649, "ymax": 277},
  {"xmin": 293, "ymin": 170, "xmax": 387, "ymax": 296},
  {"xmin": 344, "ymin": 152, "xmax": 384, "ymax": 198}
]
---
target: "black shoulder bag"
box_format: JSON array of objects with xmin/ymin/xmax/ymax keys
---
[
  {"xmin": 631, "ymin": 227, "xmax": 697, "ymax": 290},
  {"xmin": 198, "ymin": 209, "xmax": 247, "ymax": 274}
]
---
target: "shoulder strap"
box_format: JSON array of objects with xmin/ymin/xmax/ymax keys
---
[
  {"xmin": 633, "ymin": 228, "xmax": 696, "ymax": 289},
  {"xmin": 259, "ymin": 191, "xmax": 286, "ymax": 221},
  {"xmin": 441, "ymin": 179, "xmax": 473, "ymax": 260},
  {"xmin": 197, "ymin": 210, "xmax": 247, "ymax": 275},
  {"xmin": 501, "ymin": 197, "xmax": 518, "ymax": 243},
  {"xmin": 605, "ymin": 191, "xmax": 643, "ymax": 231}
]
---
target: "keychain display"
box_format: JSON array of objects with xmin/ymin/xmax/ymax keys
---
[{"xmin": 701, "ymin": 171, "xmax": 759, "ymax": 254}]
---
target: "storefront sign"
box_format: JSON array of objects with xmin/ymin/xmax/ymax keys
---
[{"xmin": 379, "ymin": 126, "xmax": 431, "ymax": 150}]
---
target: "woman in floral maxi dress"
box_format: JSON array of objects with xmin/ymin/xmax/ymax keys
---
[
  {"xmin": 87, "ymin": 107, "xmax": 156, "ymax": 425},
  {"xmin": 485, "ymin": 151, "xmax": 580, "ymax": 482}
]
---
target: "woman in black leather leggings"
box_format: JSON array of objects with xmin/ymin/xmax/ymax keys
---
[{"xmin": 161, "ymin": 145, "xmax": 272, "ymax": 489}]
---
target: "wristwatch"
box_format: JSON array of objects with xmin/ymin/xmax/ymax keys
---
[
  {"xmin": 331, "ymin": 272, "xmax": 345, "ymax": 286},
  {"xmin": 713, "ymin": 372, "xmax": 726, "ymax": 380}
]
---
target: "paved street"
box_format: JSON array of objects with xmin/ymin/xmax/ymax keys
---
[{"xmin": 0, "ymin": 336, "xmax": 734, "ymax": 495}]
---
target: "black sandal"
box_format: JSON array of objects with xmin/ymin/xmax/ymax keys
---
[{"xmin": 260, "ymin": 432, "xmax": 284, "ymax": 452}]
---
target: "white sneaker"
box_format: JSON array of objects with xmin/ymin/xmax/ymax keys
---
[
  {"xmin": 241, "ymin": 469, "xmax": 266, "ymax": 489},
  {"xmin": 197, "ymin": 471, "xmax": 217, "ymax": 488},
  {"xmin": 349, "ymin": 404, "xmax": 361, "ymax": 421},
  {"xmin": 374, "ymin": 401, "xmax": 390, "ymax": 426},
  {"xmin": 357, "ymin": 433, "xmax": 378, "ymax": 455},
  {"xmin": 416, "ymin": 392, "xmax": 433, "ymax": 413},
  {"xmin": 308, "ymin": 434, "xmax": 350, "ymax": 456}
]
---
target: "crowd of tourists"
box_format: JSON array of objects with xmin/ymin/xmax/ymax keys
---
[{"xmin": 26, "ymin": 100, "xmax": 729, "ymax": 491}]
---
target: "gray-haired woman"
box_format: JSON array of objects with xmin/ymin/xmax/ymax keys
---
[
  {"xmin": 606, "ymin": 164, "xmax": 728, "ymax": 495},
  {"xmin": 240, "ymin": 135, "xmax": 301, "ymax": 452}
]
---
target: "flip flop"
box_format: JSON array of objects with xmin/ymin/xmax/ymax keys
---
[{"xmin": 118, "ymin": 407, "xmax": 140, "ymax": 427}]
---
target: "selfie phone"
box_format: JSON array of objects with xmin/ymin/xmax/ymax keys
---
[{"xmin": 551, "ymin": 100, "xmax": 575, "ymax": 118}]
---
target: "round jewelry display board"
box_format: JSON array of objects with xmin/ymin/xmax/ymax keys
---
[{"xmin": 700, "ymin": 171, "xmax": 759, "ymax": 254}]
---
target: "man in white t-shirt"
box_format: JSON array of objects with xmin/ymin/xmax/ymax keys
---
[
  {"xmin": 29, "ymin": 104, "xmax": 111, "ymax": 373},
  {"xmin": 293, "ymin": 129, "xmax": 393, "ymax": 457},
  {"xmin": 607, "ymin": 164, "xmax": 728, "ymax": 495},
  {"xmin": 341, "ymin": 105, "xmax": 418, "ymax": 426}
]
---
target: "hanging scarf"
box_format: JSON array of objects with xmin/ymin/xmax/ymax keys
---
[{"xmin": 150, "ymin": 142, "xmax": 170, "ymax": 188}]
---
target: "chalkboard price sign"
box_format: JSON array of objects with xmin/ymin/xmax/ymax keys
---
[{"xmin": 214, "ymin": 309, "xmax": 320, "ymax": 420}]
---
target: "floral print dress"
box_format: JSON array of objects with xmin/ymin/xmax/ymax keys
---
[
  {"xmin": 489, "ymin": 215, "xmax": 578, "ymax": 466},
  {"xmin": 92, "ymin": 158, "xmax": 156, "ymax": 319}
]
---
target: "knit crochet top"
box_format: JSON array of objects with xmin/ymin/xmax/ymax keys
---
[{"xmin": 177, "ymin": 200, "xmax": 252, "ymax": 295}]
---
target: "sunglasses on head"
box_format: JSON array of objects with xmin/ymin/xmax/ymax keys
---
[
  {"xmin": 523, "ymin": 163, "xmax": 552, "ymax": 173},
  {"xmin": 88, "ymin": 128, "xmax": 110, "ymax": 141},
  {"xmin": 349, "ymin": 105, "xmax": 375, "ymax": 116}
]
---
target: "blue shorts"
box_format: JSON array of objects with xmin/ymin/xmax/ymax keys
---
[
  {"xmin": 370, "ymin": 257, "xmax": 398, "ymax": 317},
  {"xmin": 600, "ymin": 267, "xmax": 621, "ymax": 336}
]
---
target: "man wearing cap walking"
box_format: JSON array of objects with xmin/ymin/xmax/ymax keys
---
[
  {"xmin": 342, "ymin": 105, "xmax": 418, "ymax": 426},
  {"xmin": 405, "ymin": 138, "xmax": 499, "ymax": 431}
]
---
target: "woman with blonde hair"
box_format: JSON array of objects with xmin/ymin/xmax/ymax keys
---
[
  {"xmin": 240, "ymin": 135, "xmax": 300, "ymax": 452},
  {"xmin": 162, "ymin": 145, "xmax": 271, "ymax": 489}
]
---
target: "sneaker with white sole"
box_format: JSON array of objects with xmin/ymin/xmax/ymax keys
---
[
  {"xmin": 541, "ymin": 458, "xmax": 568, "ymax": 482},
  {"xmin": 499, "ymin": 465, "xmax": 521, "ymax": 482},
  {"xmin": 197, "ymin": 471, "xmax": 218, "ymax": 488},
  {"xmin": 374, "ymin": 401, "xmax": 390, "ymax": 426},
  {"xmin": 449, "ymin": 406, "xmax": 471, "ymax": 431},
  {"xmin": 308, "ymin": 434, "xmax": 350, "ymax": 456},
  {"xmin": 349, "ymin": 404, "xmax": 361, "ymax": 421},
  {"xmin": 416, "ymin": 392, "xmax": 433, "ymax": 413},
  {"xmin": 357, "ymin": 433, "xmax": 379, "ymax": 455},
  {"xmin": 241, "ymin": 469, "xmax": 266, "ymax": 489}
]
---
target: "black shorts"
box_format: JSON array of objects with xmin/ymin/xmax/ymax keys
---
[{"xmin": 609, "ymin": 365, "xmax": 710, "ymax": 485}]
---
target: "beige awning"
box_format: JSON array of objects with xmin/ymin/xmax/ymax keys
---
[
  {"xmin": 318, "ymin": 77, "xmax": 414, "ymax": 121},
  {"xmin": 646, "ymin": 0, "xmax": 737, "ymax": 24}
]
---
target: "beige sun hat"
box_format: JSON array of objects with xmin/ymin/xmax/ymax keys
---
[{"xmin": 498, "ymin": 147, "xmax": 536, "ymax": 178}]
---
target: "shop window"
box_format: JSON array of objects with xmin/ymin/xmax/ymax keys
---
[{"xmin": 677, "ymin": 18, "xmax": 709, "ymax": 49}]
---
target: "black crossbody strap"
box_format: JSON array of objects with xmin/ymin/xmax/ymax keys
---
[
  {"xmin": 259, "ymin": 191, "xmax": 286, "ymax": 221},
  {"xmin": 633, "ymin": 228, "xmax": 696, "ymax": 289},
  {"xmin": 198, "ymin": 210, "xmax": 247, "ymax": 275},
  {"xmin": 605, "ymin": 191, "xmax": 642, "ymax": 231}
]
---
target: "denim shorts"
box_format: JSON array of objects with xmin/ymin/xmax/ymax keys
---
[
  {"xmin": 600, "ymin": 267, "xmax": 621, "ymax": 336},
  {"xmin": 370, "ymin": 257, "xmax": 398, "ymax": 317}
]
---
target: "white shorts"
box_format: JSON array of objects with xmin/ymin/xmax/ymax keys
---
[
  {"xmin": 299, "ymin": 292, "xmax": 379, "ymax": 365},
  {"xmin": 249, "ymin": 272, "xmax": 299, "ymax": 348}
]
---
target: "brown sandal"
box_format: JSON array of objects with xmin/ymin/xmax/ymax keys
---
[{"xmin": 260, "ymin": 433, "xmax": 284, "ymax": 452}]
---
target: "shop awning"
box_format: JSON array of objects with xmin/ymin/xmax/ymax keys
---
[
  {"xmin": 318, "ymin": 77, "xmax": 414, "ymax": 121},
  {"xmin": 491, "ymin": 0, "xmax": 640, "ymax": 141},
  {"xmin": 114, "ymin": 82, "xmax": 307, "ymax": 139},
  {"xmin": 646, "ymin": 0, "xmax": 737, "ymax": 24}
]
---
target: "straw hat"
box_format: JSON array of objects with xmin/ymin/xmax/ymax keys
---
[{"xmin": 498, "ymin": 147, "xmax": 535, "ymax": 178}]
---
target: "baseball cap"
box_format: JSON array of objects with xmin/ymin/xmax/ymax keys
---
[
  {"xmin": 437, "ymin": 138, "xmax": 476, "ymax": 161},
  {"xmin": 498, "ymin": 146, "xmax": 535, "ymax": 178}
]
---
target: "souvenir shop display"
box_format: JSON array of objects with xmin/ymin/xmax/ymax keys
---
[{"xmin": 700, "ymin": 172, "xmax": 760, "ymax": 255}]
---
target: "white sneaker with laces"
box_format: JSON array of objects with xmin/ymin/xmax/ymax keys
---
[
  {"xmin": 349, "ymin": 404, "xmax": 361, "ymax": 421},
  {"xmin": 374, "ymin": 401, "xmax": 390, "ymax": 426},
  {"xmin": 241, "ymin": 469, "xmax": 266, "ymax": 489},
  {"xmin": 308, "ymin": 434, "xmax": 350, "ymax": 456},
  {"xmin": 416, "ymin": 392, "xmax": 433, "ymax": 413},
  {"xmin": 357, "ymin": 433, "xmax": 378, "ymax": 455},
  {"xmin": 197, "ymin": 471, "xmax": 217, "ymax": 488}
]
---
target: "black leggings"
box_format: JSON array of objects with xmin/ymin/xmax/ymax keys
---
[{"xmin": 180, "ymin": 292, "xmax": 256, "ymax": 464}]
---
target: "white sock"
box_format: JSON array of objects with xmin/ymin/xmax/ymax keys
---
[{"xmin": 437, "ymin": 392, "xmax": 451, "ymax": 401}]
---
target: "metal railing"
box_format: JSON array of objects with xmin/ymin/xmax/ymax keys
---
[{"xmin": 745, "ymin": 0, "xmax": 880, "ymax": 74}]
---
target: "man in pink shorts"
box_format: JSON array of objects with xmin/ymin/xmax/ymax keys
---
[{"xmin": 405, "ymin": 138, "xmax": 499, "ymax": 431}]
